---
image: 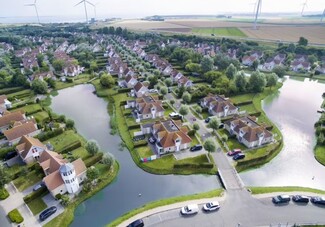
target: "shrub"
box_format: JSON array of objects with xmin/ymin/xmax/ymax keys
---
[
  {"xmin": 84, "ymin": 152, "xmax": 103, "ymax": 167},
  {"xmin": 128, "ymin": 124, "xmax": 141, "ymax": 130},
  {"xmin": 0, "ymin": 147, "xmax": 16, "ymax": 159},
  {"xmin": 187, "ymin": 129, "xmax": 196, "ymax": 137},
  {"xmin": 57, "ymin": 141, "xmax": 81, "ymax": 154},
  {"xmin": 8, "ymin": 209, "xmax": 24, "ymax": 224},
  {"xmin": 23, "ymin": 187, "xmax": 48, "ymax": 203},
  {"xmin": 118, "ymin": 88, "xmax": 131, "ymax": 93},
  {"xmin": 0, "ymin": 187, "xmax": 9, "ymax": 200},
  {"xmin": 37, "ymin": 128, "xmax": 64, "ymax": 141}
]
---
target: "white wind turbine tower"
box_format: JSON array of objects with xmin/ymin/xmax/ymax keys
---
[
  {"xmin": 253, "ymin": 0, "xmax": 262, "ymax": 30},
  {"xmin": 321, "ymin": 8, "xmax": 325, "ymax": 22},
  {"xmin": 25, "ymin": 0, "xmax": 40, "ymax": 24},
  {"xmin": 75, "ymin": 0, "xmax": 95, "ymax": 23},
  {"xmin": 301, "ymin": 0, "xmax": 308, "ymax": 16}
]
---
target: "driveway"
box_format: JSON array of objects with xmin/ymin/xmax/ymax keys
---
[
  {"xmin": 39, "ymin": 194, "xmax": 65, "ymax": 225},
  {"xmin": 173, "ymin": 149, "xmax": 207, "ymax": 160}
]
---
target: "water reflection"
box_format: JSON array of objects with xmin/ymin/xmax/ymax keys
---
[{"xmin": 240, "ymin": 78, "xmax": 325, "ymax": 189}]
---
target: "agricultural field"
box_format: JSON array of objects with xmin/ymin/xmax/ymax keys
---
[{"xmin": 192, "ymin": 27, "xmax": 247, "ymax": 37}]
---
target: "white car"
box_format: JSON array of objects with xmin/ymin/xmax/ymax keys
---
[
  {"xmin": 169, "ymin": 112, "xmax": 179, "ymax": 117},
  {"xmin": 203, "ymin": 201, "xmax": 220, "ymax": 211},
  {"xmin": 180, "ymin": 204, "xmax": 199, "ymax": 215}
]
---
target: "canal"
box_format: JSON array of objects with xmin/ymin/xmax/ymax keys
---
[
  {"xmin": 51, "ymin": 85, "xmax": 220, "ymax": 227},
  {"xmin": 240, "ymin": 77, "xmax": 325, "ymax": 189}
]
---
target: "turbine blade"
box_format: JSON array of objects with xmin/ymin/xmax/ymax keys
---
[
  {"xmin": 86, "ymin": 1, "xmax": 95, "ymax": 6},
  {"xmin": 74, "ymin": 0, "xmax": 84, "ymax": 7},
  {"xmin": 25, "ymin": 4, "xmax": 35, "ymax": 6}
]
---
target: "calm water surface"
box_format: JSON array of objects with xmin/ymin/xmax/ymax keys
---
[
  {"xmin": 51, "ymin": 85, "xmax": 220, "ymax": 227},
  {"xmin": 240, "ymin": 77, "xmax": 325, "ymax": 189}
]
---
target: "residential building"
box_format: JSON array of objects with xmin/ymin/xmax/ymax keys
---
[
  {"xmin": 0, "ymin": 95, "xmax": 12, "ymax": 112},
  {"xmin": 177, "ymin": 76, "xmax": 193, "ymax": 88},
  {"xmin": 3, "ymin": 120, "xmax": 40, "ymax": 145},
  {"xmin": 0, "ymin": 111, "xmax": 26, "ymax": 133},
  {"xmin": 39, "ymin": 150, "xmax": 87, "ymax": 197},
  {"xmin": 131, "ymin": 82, "xmax": 149, "ymax": 97},
  {"xmin": 141, "ymin": 119, "xmax": 192, "ymax": 155},
  {"xmin": 119, "ymin": 75, "xmax": 138, "ymax": 88},
  {"xmin": 201, "ymin": 94, "xmax": 238, "ymax": 118},
  {"xmin": 224, "ymin": 116, "xmax": 273, "ymax": 148},
  {"xmin": 134, "ymin": 95, "xmax": 165, "ymax": 122},
  {"xmin": 16, "ymin": 135, "xmax": 46, "ymax": 164}
]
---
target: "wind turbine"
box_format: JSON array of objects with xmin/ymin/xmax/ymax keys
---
[
  {"xmin": 301, "ymin": 0, "xmax": 308, "ymax": 16},
  {"xmin": 250, "ymin": 1, "xmax": 257, "ymax": 17},
  {"xmin": 253, "ymin": 0, "xmax": 262, "ymax": 30},
  {"xmin": 25, "ymin": 0, "xmax": 40, "ymax": 24},
  {"xmin": 321, "ymin": 8, "xmax": 325, "ymax": 22},
  {"xmin": 75, "ymin": 0, "xmax": 94, "ymax": 23},
  {"xmin": 93, "ymin": 2, "xmax": 100, "ymax": 20}
]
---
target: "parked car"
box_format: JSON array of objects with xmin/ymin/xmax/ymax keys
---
[
  {"xmin": 180, "ymin": 204, "xmax": 199, "ymax": 215},
  {"xmin": 272, "ymin": 195, "xmax": 291, "ymax": 204},
  {"xmin": 190, "ymin": 144, "xmax": 203, "ymax": 152},
  {"xmin": 33, "ymin": 183, "xmax": 44, "ymax": 191},
  {"xmin": 292, "ymin": 195, "xmax": 309, "ymax": 203},
  {"xmin": 169, "ymin": 112, "xmax": 179, "ymax": 118},
  {"xmin": 227, "ymin": 149, "xmax": 242, "ymax": 156},
  {"xmin": 4, "ymin": 151, "xmax": 17, "ymax": 161},
  {"xmin": 203, "ymin": 201, "xmax": 220, "ymax": 211},
  {"xmin": 148, "ymin": 136, "xmax": 156, "ymax": 144},
  {"xmin": 39, "ymin": 206, "xmax": 57, "ymax": 221},
  {"xmin": 205, "ymin": 117, "xmax": 211, "ymax": 123},
  {"xmin": 233, "ymin": 153, "xmax": 245, "ymax": 161},
  {"xmin": 127, "ymin": 219, "xmax": 144, "ymax": 227},
  {"xmin": 310, "ymin": 196, "xmax": 325, "ymax": 205}
]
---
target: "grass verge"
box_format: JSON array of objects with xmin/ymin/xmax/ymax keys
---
[
  {"xmin": 44, "ymin": 161, "xmax": 119, "ymax": 227},
  {"xmin": 27, "ymin": 197, "xmax": 48, "ymax": 215},
  {"xmin": 108, "ymin": 189, "xmax": 223, "ymax": 227},
  {"xmin": 315, "ymin": 145, "xmax": 325, "ymax": 166},
  {"xmin": 249, "ymin": 186, "xmax": 325, "ymax": 195}
]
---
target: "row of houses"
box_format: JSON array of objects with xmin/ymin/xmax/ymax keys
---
[{"xmin": 53, "ymin": 51, "xmax": 84, "ymax": 77}]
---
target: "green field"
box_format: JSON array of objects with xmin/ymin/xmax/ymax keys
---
[{"xmin": 192, "ymin": 27, "xmax": 247, "ymax": 37}]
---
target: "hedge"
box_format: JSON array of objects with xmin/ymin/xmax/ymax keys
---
[
  {"xmin": 11, "ymin": 101, "xmax": 35, "ymax": 109},
  {"xmin": 8, "ymin": 209, "xmax": 24, "ymax": 224},
  {"xmin": 23, "ymin": 187, "xmax": 48, "ymax": 203},
  {"xmin": 84, "ymin": 152, "xmax": 104, "ymax": 167},
  {"xmin": 0, "ymin": 146, "xmax": 16, "ymax": 159},
  {"xmin": 57, "ymin": 141, "xmax": 81, "ymax": 154},
  {"xmin": 128, "ymin": 124, "xmax": 140, "ymax": 130},
  {"xmin": 118, "ymin": 88, "xmax": 131, "ymax": 93},
  {"xmin": 234, "ymin": 101, "xmax": 253, "ymax": 106},
  {"xmin": 187, "ymin": 129, "xmax": 196, "ymax": 137},
  {"xmin": 133, "ymin": 140, "xmax": 148, "ymax": 148},
  {"xmin": 0, "ymin": 87, "xmax": 25, "ymax": 95},
  {"xmin": 37, "ymin": 128, "xmax": 64, "ymax": 142},
  {"xmin": 0, "ymin": 187, "xmax": 9, "ymax": 200},
  {"xmin": 250, "ymin": 112, "xmax": 262, "ymax": 117},
  {"xmin": 173, "ymin": 163, "xmax": 214, "ymax": 169}
]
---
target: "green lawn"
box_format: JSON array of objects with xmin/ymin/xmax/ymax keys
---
[
  {"xmin": 45, "ymin": 130, "xmax": 85, "ymax": 152},
  {"xmin": 33, "ymin": 111, "xmax": 49, "ymax": 123},
  {"xmin": 13, "ymin": 170, "xmax": 44, "ymax": 192},
  {"xmin": 192, "ymin": 27, "xmax": 247, "ymax": 37},
  {"xmin": 26, "ymin": 197, "xmax": 47, "ymax": 215},
  {"xmin": 315, "ymin": 145, "xmax": 325, "ymax": 166},
  {"xmin": 55, "ymin": 74, "xmax": 91, "ymax": 90},
  {"xmin": 249, "ymin": 186, "xmax": 325, "ymax": 195},
  {"xmin": 71, "ymin": 147, "xmax": 90, "ymax": 159},
  {"xmin": 136, "ymin": 146, "xmax": 153, "ymax": 158},
  {"xmin": 91, "ymin": 79, "xmax": 118, "ymax": 98},
  {"xmin": 15, "ymin": 104, "xmax": 42, "ymax": 115},
  {"xmin": 7, "ymin": 89, "xmax": 34, "ymax": 99}
]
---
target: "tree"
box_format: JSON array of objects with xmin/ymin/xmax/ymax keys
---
[
  {"xmin": 234, "ymin": 71, "xmax": 247, "ymax": 92},
  {"xmin": 208, "ymin": 117, "xmax": 221, "ymax": 133},
  {"xmin": 102, "ymin": 153, "xmax": 114, "ymax": 168},
  {"xmin": 89, "ymin": 61, "xmax": 98, "ymax": 72},
  {"xmin": 287, "ymin": 43, "xmax": 296, "ymax": 53},
  {"xmin": 170, "ymin": 100, "xmax": 175, "ymax": 105},
  {"xmin": 31, "ymin": 79, "xmax": 48, "ymax": 94},
  {"xmin": 0, "ymin": 165, "xmax": 9, "ymax": 188},
  {"xmin": 221, "ymin": 134, "xmax": 228, "ymax": 143},
  {"xmin": 194, "ymin": 106, "xmax": 202, "ymax": 113},
  {"xmin": 182, "ymin": 92, "xmax": 192, "ymax": 104},
  {"xmin": 108, "ymin": 26, "xmax": 115, "ymax": 34},
  {"xmin": 100, "ymin": 73, "xmax": 115, "ymax": 88},
  {"xmin": 86, "ymin": 140, "xmax": 100, "ymax": 155},
  {"xmin": 225, "ymin": 63, "xmax": 237, "ymax": 80},
  {"xmin": 179, "ymin": 105, "xmax": 189, "ymax": 116},
  {"xmin": 52, "ymin": 59, "xmax": 65, "ymax": 72},
  {"xmin": 272, "ymin": 66, "xmax": 286, "ymax": 78},
  {"xmin": 66, "ymin": 119, "xmax": 75, "ymax": 129},
  {"xmin": 160, "ymin": 86, "xmax": 167, "ymax": 95},
  {"xmin": 252, "ymin": 60, "xmax": 259, "ymax": 71},
  {"xmin": 164, "ymin": 78, "xmax": 172, "ymax": 87},
  {"xmin": 60, "ymin": 195, "xmax": 70, "ymax": 206},
  {"xmin": 185, "ymin": 63, "xmax": 201, "ymax": 73},
  {"xmin": 36, "ymin": 54, "xmax": 44, "ymax": 66},
  {"xmin": 308, "ymin": 55, "xmax": 318, "ymax": 65},
  {"xmin": 193, "ymin": 123, "xmax": 200, "ymax": 132},
  {"xmin": 298, "ymin": 37, "xmax": 308, "ymax": 46},
  {"xmin": 200, "ymin": 56, "xmax": 214, "ymax": 73},
  {"xmin": 249, "ymin": 71, "xmax": 266, "ymax": 93},
  {"xmin": 148, "ymin": 75, "xmax": 158, "ymax": 88},
  {"xmin": 266, "ymin": 73, "xmax": 278, "ymax": 89},
  {"xmin": 86, "ymin": 166, "xmax": 99, "ymax": 181},
  {"xmin": 47, "ymin": 78, "xmax": 56, "ymax": 89},
  {"xmin": 204, "ymin": 138, "xmax": 216, "ymax": 153}
]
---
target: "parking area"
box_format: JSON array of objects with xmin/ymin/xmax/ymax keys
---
[
  {"xmin": 39, "ymin": 194, "xmax": 65, "ymax": 225},
  {"xmin": 173, "ymin": 148, "xmax": 207, "ymax": 160}
]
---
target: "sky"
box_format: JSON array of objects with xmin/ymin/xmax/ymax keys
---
[{"xmin": 0, "ymin": 0, "xmax": 324, "ymax": 22}]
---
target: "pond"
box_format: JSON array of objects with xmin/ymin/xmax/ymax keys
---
[
  {"xmin": 51, "ymin": 85, "xmax": 220, "ymax": 227},
  {"xmin": 240, "ymin": 77, "xmax": 325, "ymax": 189}
]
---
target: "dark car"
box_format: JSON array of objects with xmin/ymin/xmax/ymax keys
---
[
  {"xmin": 292, "ymin": 195, "xmax": 309, "ymax": 203},
  {"xmin": 227, "ymin": 149, "xmax": 242, "ymax": 156},
  {"xmin": 233, "ymin": 153, "xmax": 245, "ymax": 161},
  {"xmin": 205, "ymin": 117, "xmax": 211, "ymax": 123},
  {"xmin": 4, "ymin": 151, "xmax": 17, "ymax": 161},
  {"xmin": 310, "ymin": 196, "xmax": 325, "ymax": 205},
  {"xmin": 39, "ymin": 206, "xmax": 57, "ymax": 221},
  {"xmin": 190, "ymin": 144, "xmax": 203, "ymax": 152},
  {"xmin": 127, "ymin": 219, "xmax": 144, "ymax": 227},
  {"xmin": 272, "ymin": 195, "xmax": 291, "ymax": 204},
  {"xmin": 148, "ymin": 137, "xmax": 156, "ymax": 144}
]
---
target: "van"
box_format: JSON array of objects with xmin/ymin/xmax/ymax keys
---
[
  {"xmin": 127, "ymin": 219, "xmax": 144, "ymax": 227},
  {"xmin": 180, "ymin": 204, "xmax": 199, "ymax": 215}
]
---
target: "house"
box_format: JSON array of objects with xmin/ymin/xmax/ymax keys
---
[
  {"xmin": 39, "ymin": 150, "xmax": 87, "ymax": 197},
  {"xmin": 316, "ymin": 65, "xmax": 325, "ymax": 74},
  {"xmin": 63, "ymin": 64, "xmax": 83, "ymax": 77},
  {"xmin": 134, "ymin": 95, "xmax": 165, "ymax": 122},
  {"xmin": 119, "ymin": 75, "xmax": 138, "ymax": 88},
  {"xmin": 170, "ymin": 70, "xmax": 184, "ymax": 83},
  {"xmin": 242, "ymin": 55, "xmax": 258, "ymax": 66},
  {"xmin": 224, "ymin": 115, "xmax": 273, "ymax": 148},
  {"xmin": 3, "ymin": 120, "xmax": 40, "ymax": 145},
  {"xmin": 16, "ymin": 135, "xmax": 46, "ymax": 164},
  {"xmin": 131, "ymin": 82, "xmax": 149, "ymax": 97},
  {"xmin": 141, "ymin": 119, "xmax": 192, "ymax": 155},
  {"xmin": 0, "ymin": 95, "xmax": 12, "ymax": 112},
  {"xmin": 0, "ymin": 111, "xmax": 26, "ymax": 133},
  {"xmin": 259, "ymin": 53, "xmax": 286, "ymax": 71},
  {"xmin": 177, "ymin": 76, "xmax": 193, "ymax": 88},
  {"xmin": 290, "ymin": 61, "xmax": 311, "ymax": 72},
  {"xmin": 30, "ymin": 71, "xmax": 54, "ymax": 81},
  {"xmin": 201, "ymin": 94, "xmax": 238, "ymax": 118}
]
